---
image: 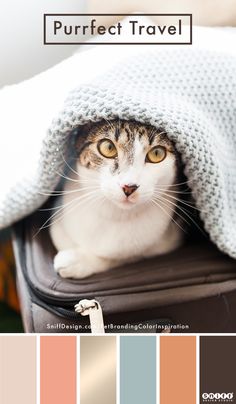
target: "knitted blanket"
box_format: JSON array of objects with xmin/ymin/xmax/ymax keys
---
[{"xmin": 1, "ymin": 48, "xmax": 236, "ymax": 258}]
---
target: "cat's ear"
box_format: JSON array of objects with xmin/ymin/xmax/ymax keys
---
[{"xmin": 79, "ymin": 121, "xmax": 93, "ymax": 136}]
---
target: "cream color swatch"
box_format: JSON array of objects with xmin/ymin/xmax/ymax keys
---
[
  {"xmin": 0, "ymin": 336, "xmax": 36, "ymax": 404},
  {"xmin": 80, "ymin": 336, "xmax": 116, "ymax": 404}
]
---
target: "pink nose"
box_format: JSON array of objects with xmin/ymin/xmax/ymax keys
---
[{"xmin": 122, "ymin": 184, "xmax": 139, "ymax": 197}]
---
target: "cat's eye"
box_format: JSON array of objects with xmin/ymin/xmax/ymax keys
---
[
  {"xmin": 97, "ymin": 139, "xmax": 117, "ymax": 159},
  {"xmin": 146, "ymin": 146, "xmax": 167, "ymax": 163}
]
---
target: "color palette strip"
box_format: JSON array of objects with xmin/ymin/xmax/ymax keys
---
[{"xmin": 0, "ymin": 335, "xmax": 236, "ymax": 404}]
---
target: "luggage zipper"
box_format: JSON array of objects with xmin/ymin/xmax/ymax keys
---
[{"xmin": 74, "ymin": 299, "xmax": 105, "ymax": 334}]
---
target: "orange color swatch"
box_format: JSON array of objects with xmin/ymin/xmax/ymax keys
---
[
  {"xmin": 40, "ymin": 336, "xmax": 76, "ymax": 404},
  {"xmin": 160, "ymin": 336, "xmax": 196, "ymax": 404}
]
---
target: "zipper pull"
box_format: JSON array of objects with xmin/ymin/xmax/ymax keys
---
[{"xmin": 74, "ymin": 299, "xmax": 105, "ymax": 334}]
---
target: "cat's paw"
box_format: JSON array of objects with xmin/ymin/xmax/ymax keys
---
[
  {"xmin": 54, "ymin": 249, "xmax": 96, "ymax": 279},
  {"xmin": 54, "ymin": 249, "xmax": 78, "ymax": 271},
  {"xmin": 58, "ymin": 265, "xmax": 92, "ymax": 279}
]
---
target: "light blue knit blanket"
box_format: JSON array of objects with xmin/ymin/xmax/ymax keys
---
[{"xmin": 2, "ymin": 48, "xmax": 236, "ymax": 258}]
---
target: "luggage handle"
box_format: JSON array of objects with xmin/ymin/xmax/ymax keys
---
[
  {"xmin": 74, "ymin": 299, "xmax": 172, "ymax": 334},
  {"xmin": 75, "ymin": 299, "xmax": 105, "ymax": 334}
]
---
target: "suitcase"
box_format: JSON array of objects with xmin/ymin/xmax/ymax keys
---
[{"xmin": 12, "ymin": 206, "xmax": 236, "ymax": 334}]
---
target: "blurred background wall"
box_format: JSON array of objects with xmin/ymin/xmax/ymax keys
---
[
  {"xmin": 0, "ymin": 0, "xmax": 236, "ymax": 88},
  {"xmin": 88, "ymin": 0, "xmax": 236, "ymax": 26},
  {"xmin": 0, "ymin": 0, "xmax": 87, "ymax": 88},
  {"xmin": 1, "ymin": 0, "xmax": 236, "ymax": 89}
]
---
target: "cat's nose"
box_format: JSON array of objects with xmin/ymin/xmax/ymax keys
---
[{"xmin": 122, "ymin": 184, "xmax": 139, "ymax": 197}]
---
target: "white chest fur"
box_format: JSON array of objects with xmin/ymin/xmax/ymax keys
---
[
  {"xmin": 63, "ymin": 196, "xmax": 171, "ymax": 260},
  {"xmin": 50, "ymin": 180, "xmax": 183, "ymax": 279}
]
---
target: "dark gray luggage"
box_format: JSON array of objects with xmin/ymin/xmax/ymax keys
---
[{"xmin": 12, "ymin": 209, "xmax": 236, "ymax": 333}]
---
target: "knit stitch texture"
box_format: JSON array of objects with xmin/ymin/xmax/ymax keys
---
[{"xmin": 1, "ymin": 49, "xmax": 236, "ymax": 258}]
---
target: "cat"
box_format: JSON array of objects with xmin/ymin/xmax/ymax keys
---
[{"xmin": 49, "ymin": 119, "xmax": 186, "ymax": 279}]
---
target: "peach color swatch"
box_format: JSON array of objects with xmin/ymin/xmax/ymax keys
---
[
  {"xmin": 0, "ymin": 336, "xmax": 36, "ymax": 404},
  {"xmin": 160, "ymin": 336, "xmax": 196, "ymax": 404},
  {"xmin": 40, "ymin": 336, "xmax": 76, "ymax": 404}
]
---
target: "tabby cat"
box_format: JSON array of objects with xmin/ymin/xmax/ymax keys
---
[{"xmin": 50, "ymin": 119, "xmax": 187, "ymax": 279}]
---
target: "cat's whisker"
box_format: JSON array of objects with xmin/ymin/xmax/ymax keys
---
[
  {"xmin": 154, "ymin": 186, "xmax": 191, "ymax": 195},
  {"xmin": 156, "ymin": 194, "xmax": 206, "ymax": 236},
  {"xmin": 169, "ymin": 195, "xmax": 203, "ymax": 211},
  {"xmin": 149, "ymin": 127, "xmax": 156, "ymax": 139},
  {"xmin": 36, "ymin": 194, "xmax": 97, "ymax": 235},
  {"xmin": 55, "ymin": 170, "xmax": 80, "ymax": 183},
  {"xmin": 34, "ymin": 189, "xmax": 99, "ymax": 236},
  {"xmin": 82, "ymin": 193, "xmax": 106, "ymax": 213},
  {"xmin": 38, "ymin": 185, "xmax": 100, "ymax": 198},
  {"xmin": 158, "ymin": 199, "xmax": 194, "ymax": 232},
  {"xmin": 55, "ymin": 169, "xmax": 99, "ymax": 186},
  {"xmin": 154, "ymin": 196, "xmax": 192, "ymax": 229},
  {"xmin": 103, "ymin": 118, "xmax": 115, "ymax": 132},
  {"xmin": 166, "ymin": 196, "xmax": 201, "ymax": 211},
  {"xmin": 61, "ymin": 152, "xmax": 79, "ymax": 177},
  {"xmin": 34, "ymin": 203, "xmax": 69, "ymax": 236},
  {"xmin": 39, "ymin": 205, "xmax": 67, "ymax": 211},
  {"xmin": 150, "ymin": 128, "xmax": 167, "ymax": 140},
  {"xmin": 60, "ymin": 147, "xmax": 100, "ymax": 182},
  {"xmin": 44, "ymin": 184, "xmax": 100, "ymax": 193},
  {"xmin": 77, "ymin": 178, "xmax": 100, "ymax": 185},
  {"xmin": 37, "ymin": 191, "xmax": 65, "ymax": 197},
  {"xmin": 76, "ymin": 171, "xmax": 100, "ymax": 182},
  {"xmin": 151, "ymin": 198, "xmax": 187, "ymax": 233},
  {"xmin": 48, "ymin": 190, "xmax": 106, "ymax": 231},
  {"xmin": 38, "ymin": 187, "xmax": 101, "ymax": 211},
  {"xmin": 47, "ymin": 192, "xmax": 99, "ymax": 231},
  {"xmin": 76, "ymin": 175, "xmax": 101, "ymax": 186},
  {"xmin": 38, "ymin": 186, "xmax": 99, "ymax": 196},
  {"xmin": 154, "ymin": 190, "xmax": 206, "ymax": 213},
  {"xmin": 77, "ymin": 176, "xmax": 99, "ymax": 182},
  {"xmin": 35, "ymin": 199, "xmax": 79, "ymax": 236},
  {"xmin": 159, "ymin": 179, "xmax": 194, "ymax": 188}
]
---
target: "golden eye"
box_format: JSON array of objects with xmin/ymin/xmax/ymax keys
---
[
  {"xmin": 146, "ymin": 146, "xmax": 166, "ymax": 163},
  {"xmin": 97, "ymin": 139, "xmax": 117, "ymax": 159}
]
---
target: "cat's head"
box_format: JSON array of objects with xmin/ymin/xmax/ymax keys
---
[{"xmin": 75, "ymin": 120, "xmax": 179, "ymax": 210}]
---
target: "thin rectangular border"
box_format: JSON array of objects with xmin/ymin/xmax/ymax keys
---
[
  {"xmin": 196, "ymin": 335, "xmax": 199, "ymax": 404},
  {"xmin": 156, "ymin": 336, "xmax": 160, "ymax": 404},
  {"xmin": 116, "ymin": 336, "xmax": 120, "ymax": 404},
  {"xmin": 43, "ymin": 13, "xmax": 192, "ymax": 45},
  {"xmin": 77, "ymin": 336, "xmax": 80, "ymax": 404},
  {"xmin": 37, "ymin": 336, "xmax": 40, "ymax": 404}
]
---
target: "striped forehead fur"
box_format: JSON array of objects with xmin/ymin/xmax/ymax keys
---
[{"xmin": 76, "ymin": 119, "xmax": 176, "ymax": 170}]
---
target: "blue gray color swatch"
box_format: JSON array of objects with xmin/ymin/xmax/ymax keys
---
[{"xmin": 120, "ymin": 336, "xmax": 156, "ymax": 404}]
